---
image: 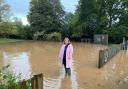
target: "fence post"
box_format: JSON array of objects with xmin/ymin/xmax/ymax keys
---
[
  {"xmin": 8, "ymin": 85, "xmax": 16, "ymax": 89},
  {"xmin": 98, "ymin": 50, "xmax": 103, "ymax": 68},
  {"xmin": 31, "ymin": 73, "xmax": 43, "ymax": 89},
  {"xmin": 19, "ymin": 80, "xmax": 27, "ymax": 89}
]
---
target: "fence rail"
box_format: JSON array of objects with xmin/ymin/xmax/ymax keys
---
[
  {"xmin": 8, "ymin": 73, "xmax": 43, "ymax": 89},
  {"xmin": 98, "ymin": 44, "xmax": 122, "ymax": 68}
]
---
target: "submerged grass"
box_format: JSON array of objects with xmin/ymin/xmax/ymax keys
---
[
  {"xmin": 0, "ymin": 38, "xmax": 24, "ymax": 44},
  {"xmin": 109, "ymin": 44, "xmax": 121, "ymax": 49}
]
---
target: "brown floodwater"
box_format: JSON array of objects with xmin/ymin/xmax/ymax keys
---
[{"xmin": 0, "ymin": 41, "xmax": 128, "ymax": 89}]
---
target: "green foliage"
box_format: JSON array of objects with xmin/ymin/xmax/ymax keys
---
[
  {"xmin": 107, "ymin": 25, "xmax": 128, "ymax": 43},
  {"xmin": 28, "ymin": 0, "xmax": 65, "ymax": 37},
  {"xmin": 71, "ymin": 0, "xmax": 128, "ymax": 43},
  {"xmin": 79, "ymin": 0, "xmax": 97, "ymax": 23},
  {"xmin": 12, "ymin": 17, "xmax": 32, "ymax": 39},
  {"xmin": 0, "ymin": 65, "xmax": 32, "ymax": 89},
  {"xmin": 0, "ymin": 22, "xmax": 18, "ymax": 37},
  {"xmin": 0, "ymin": 0, "xmax": 10, "ymax": 22},
  {"xmin": 46, "ymin": 32, "xmax": 62, "ymax": 41},
  {"xmin": 0, "ymin": 65, "xmax": 21, "ymax": 89},
  {"xmin": 17, "ymin": 25, "xmax": 32, "ymax": 39},
  {"xmin": 0, "ymin": 20, "xmax": 32, "ymax": 40},
  {"xmin": 33, "ymin": 31, "xmax": 46, "ymax": 40},
  {"xmin": 61, "ymin": 12, "xmax": 74, "ymax": 38},
  {"xmin": 33, "ymin": 31, "xmax": 62, "ymax": 41},
  {"xmin": 0, "ymin": 38, "xmax": 23, "ymax": 43},
  {"xmin": 72, "ymin": 0, "xmax": 97, "ymax": 39},
  {"xmin": 69, "ymin": 12, "xmax": 82, "ymax": 40}
]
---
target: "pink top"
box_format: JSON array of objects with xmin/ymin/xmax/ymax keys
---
[{"xmin": 59, "ymin": 43, "xmax": 73, "ymax": 68}]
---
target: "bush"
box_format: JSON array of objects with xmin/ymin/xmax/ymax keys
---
[
  {"xmin": 33, "ymin": 31, "xmax": 46, "ymax": 40},
  {"xmin": 46, "ymin": 32, "xmax": 62, "ymax": 41},
  {"xmin": 0, "ymin": 22, "xmax": 18, "ymax": 38},
  {"xmin": 108, "ymin": 25, "xmax": 128, "ymax": 44},
  {"xmin": 0, "ymin": 65, "xmax": 21, "ymax": 89},
  {"xmin": 33, "ymin": 32, "xmax": 62, "ymax": 41},
  {"xmin": 0, "ymin": 65, "xmax": 32, "ymax": 89},
  {"xmin": 17, "ymin": 25, "xmax": 32, "ymax": 40}
]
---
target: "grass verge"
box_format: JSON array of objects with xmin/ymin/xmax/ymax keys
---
[{"xmin": 0, "ymin": 38, "xmax": 24, "ymax": 44}]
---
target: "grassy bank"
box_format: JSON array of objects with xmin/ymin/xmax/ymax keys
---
[
  {"xmin": 109, "ymin": 44, "xmax": 121, "ymax": 49},
  {"xmin": 0, "ymin": 38, "xmax": 24, "ymax": 44}
]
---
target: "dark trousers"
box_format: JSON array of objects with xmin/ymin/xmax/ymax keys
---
[{"xmin": 64, "ymin": 64, "xmax": 71, "ymax": 76}]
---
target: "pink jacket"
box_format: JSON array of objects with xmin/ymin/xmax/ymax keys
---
[{"xmin": 59, "ymin": 44, "xmax": 73, "ymax": 68}]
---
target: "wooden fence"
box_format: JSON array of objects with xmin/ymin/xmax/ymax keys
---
[
  {"xmin": 98, "ymin": 44, "xmax": 122, "ymax": 68},
  {"xmin": 8, "ymin": 73, "xmax": 43, "ymax": 89}
]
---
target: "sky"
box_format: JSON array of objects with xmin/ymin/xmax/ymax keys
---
[{"xmin": 7, "ymin": 0, "xmax": 78, "ymax": 25}]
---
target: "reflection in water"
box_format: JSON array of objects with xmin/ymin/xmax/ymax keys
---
[
  {"xmin": 0, "ymin": 42, "xmax": 128, "ymax": 89},
  {"xmin": 3, "ymin": 51, "xmax": 32, "ymax": 80},
  {"xmin": 60, "ymin": 60, "xmax": 78, "ymax": 89},
  {"xmin": 44, "ymin": 60, "xmax": 78, "ymax": 89},
  {"xmin": 71, "ymin": 61, "xmax": 78, "ymax": 89}
]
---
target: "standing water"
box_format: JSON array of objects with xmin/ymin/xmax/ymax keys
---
[{"xmin": 0, "ymin": 41, "xmax": 128, "ymax": 89}]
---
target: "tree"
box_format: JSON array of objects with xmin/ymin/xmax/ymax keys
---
[
  {"xmin": 70, "ymin": 12, "xmax": 83, "ymax": 40},
  {"xmin": 104, "ymin": 0, "xmax": 121, "ymax": 28},
  {"xmin": 12, "ymin": 17, "xmax": 32, "ymax": 39},
  {"xmin": 0, "ymin": 22, "xmax": 17, "ymax": 37},
  {"xmin": 0, "ymin": 0, "xmax": 12, "ymax": 37},
  {"xmin": 0, "ymin": 0, "xmax": 10, "ymax": 22},
  {"xmin": 104, "ymin": 0, "xmax": 128, "ymax": 43},
  {"xmin": 76, "ymin": 0, "xmax": 97, "ymax": 39},
  {"xmin": 61, "ymin": 12, "xmax": 74, "ymax": 38},
  {"xmin": 71, "ymin": 0, "xmax": 128, "ymax": 43},
  {"xmin": 95, "ymin": 0, "xmax": 108, "ymax": 34},
  {"xmin": 118, "ymin": 0, "xmax": 128, "ymax": 25},
  {"xmin": 28, "ymin": 0, "xmax": 65, "ymax": 38}
]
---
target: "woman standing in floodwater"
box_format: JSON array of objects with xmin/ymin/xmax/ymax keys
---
[{"xmin": 59, "ymin": 37, "xmax": 73, "ymax": 77}]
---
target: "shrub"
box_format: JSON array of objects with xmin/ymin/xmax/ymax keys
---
[
  {"xmin": 46, "ymin": 32, "xmax": 62, "ymax": 41},
  {"xmin": 33, "ymin": 32, "xmax": 62, "ymax": 41},
  {"xmin": 17, "ymin": 25, "xmax": 32, "ymax": 40},
  {"xmin": 0, "ymin": 65, "xmax": 32, "ymax": 89},
  {"xmin": 0, "ymin": 65, "xmax": 21, "ymax": 89},
  {"xmin": 33, "ymin": 31, "xmax": 46, "ymax": 40},
  {"xmin": 108, "ymin": 25, "xmax": 128, "ymax": 43}
]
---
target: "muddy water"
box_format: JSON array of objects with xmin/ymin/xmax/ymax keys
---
[{"xmin": 0, "ymin": 41, "xmax": 128, "ymax": 89}]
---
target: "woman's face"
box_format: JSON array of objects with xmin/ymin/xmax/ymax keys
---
[{"xmin": 64, "ymin": 38, "xmax": 69, "ymax": 44}]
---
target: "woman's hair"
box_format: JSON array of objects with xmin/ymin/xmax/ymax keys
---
[{"xmin": 63, "ymin": 37, "xmax": 71, "ymax": 44}]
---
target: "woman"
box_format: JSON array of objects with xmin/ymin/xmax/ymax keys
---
[{"xmin": 59, "ymin": 37, "xmax": 73, "ymax": 76}]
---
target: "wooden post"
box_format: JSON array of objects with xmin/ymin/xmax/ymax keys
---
[
  {"xmin": 19, "ymin": 80, "xmax": 27, "ymax": 89},
  {"xmin": 8, "ymin": 85, "xmax": 16, "ymax": 89},
  {"xmin": 98, "ymin": 50, "xmax": 103, "ymax": 68},
  {"xmin": 31, "ymin": 73, "xmax": 43, "ymax": 89}
]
